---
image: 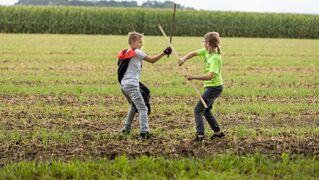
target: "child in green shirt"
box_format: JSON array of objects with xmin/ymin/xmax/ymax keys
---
[{"xmin": 178, "ymin": 32, "xmax": 225, "ymax": 142}]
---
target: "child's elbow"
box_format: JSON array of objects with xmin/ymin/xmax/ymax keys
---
[
  {"xmin": 207, "ymin": 73, "xmax": 214, "ymax": 80},
  {"xmin": 150, "ymin": 59, "xmax": 156, "ymax": 64},
  {"xmin": 144, "ymin": 57, "xmax": 156, "ymax": 63}
]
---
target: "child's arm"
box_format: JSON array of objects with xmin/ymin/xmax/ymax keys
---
[
  {"xmin": 143, "ymin": 53, "xmax": 165, "ymax": 64},
  {"xmin": 178, "ymin": 51, "xmax": 198, "ymax": 66},
  {"xmin": 185, "ymin": 72, "xmax": 214, "ymax": 81},
  {"xmin": 143, "ymin": 47, "xmax": 172, "ymax": 64}
]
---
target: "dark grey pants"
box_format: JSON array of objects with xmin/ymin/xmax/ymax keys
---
[{"xmin": 194, "ymin": 85, "xmax": 223, "ymax": 135}]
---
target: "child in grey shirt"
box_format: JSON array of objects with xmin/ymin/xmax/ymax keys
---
[{"xmin": 118, "ymin": 32, "xmax": 172, "ymax": 139}]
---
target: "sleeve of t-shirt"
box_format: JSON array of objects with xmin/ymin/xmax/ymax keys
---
[
  {"xmin": 135, "ymin": 49, "xmax": 147, "ymax": 60},
  {"xmin": 209, "ymin": 58, "xmax": 220, "ymax": 74},
  {"xmin": 197, "ymin": 48, "xmax": 206, "ymax": 58}
]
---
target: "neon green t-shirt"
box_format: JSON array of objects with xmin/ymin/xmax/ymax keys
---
[{"xmin": 197, "ymin": 48, "xmax": 223, "ymax": 87}]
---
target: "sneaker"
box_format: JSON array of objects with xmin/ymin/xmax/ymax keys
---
[
  {"xmin": 193, "ymin": 135, "xmax": 204, "ymax": 142},
  {"xmin": 211, "ymin": 131, "xmax": 225, "ymax": 140},
  {"xmin": 122, "ymin": 129, "xmax": 131, "ymax": 135},
  {"xmin": 139, "ymin": 132, "xmax": 151, "ymax": 140}
]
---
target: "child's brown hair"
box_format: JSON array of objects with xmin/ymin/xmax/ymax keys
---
[
  {"xmin": 204, "ymin": 32, "xmax": 222, "ymax": 54},
  {"xmin": 128, "ymin": 31, "xmax": 144, "ymax": 45}
]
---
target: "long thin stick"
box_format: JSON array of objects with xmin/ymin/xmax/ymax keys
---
[
  {"xmin": 167, "ymin": 3, "xmax": 176, "ymax": 58},
  {"xmin": 158, "ymin": 24, "xmax": 208, "ymax": 108},
  {"xmin": 169, "ymin": 4, "xmax": 177, "ymax": 43}
]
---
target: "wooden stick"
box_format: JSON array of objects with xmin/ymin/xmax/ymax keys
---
[
  {"xmin": 158, "ymin": 24, "xmax": 208, "ymax": 108},
  {"xmin": 167, "ymin": 3, "xmax": 177, "ymax": 58},
  {"xmin": 169, "ymin": 4, "xmax": 177, "ymax": 43}
]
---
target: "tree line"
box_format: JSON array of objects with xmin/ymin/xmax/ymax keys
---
[{"xmin": 14, "ymin": 0, "xmax": 192, "ymax": 9}]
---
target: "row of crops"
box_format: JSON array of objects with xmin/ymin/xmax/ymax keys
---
[{"xmin": 0, "ymin": 6, "xmax": 319, "ymax": 38}]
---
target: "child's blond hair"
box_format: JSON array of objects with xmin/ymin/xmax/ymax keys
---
[
  {"xmin": 204, "ymin": 32, "xmax": 222, "ymax": 54},
  {"xmin": 128, "ymin": 31, "xmax": 144, "ymax": 45}
]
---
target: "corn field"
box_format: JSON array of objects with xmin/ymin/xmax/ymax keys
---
[{"xmin": 0, "ymin": 6, "xmax": 319, "ymax": 38}]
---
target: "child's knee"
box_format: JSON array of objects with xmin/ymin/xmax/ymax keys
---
[
  {"xmin": 203, "ymin": 109, "xmax": 211, "ymax": 115},
  {"xmin": 194, "ymin": 106, "xmax": 204, "ymax": 115},
  {"xmin": 137, "ymin": 105, "xmax": 148, "ymax": 113}
]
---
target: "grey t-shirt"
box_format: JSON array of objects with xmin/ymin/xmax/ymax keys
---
[{"xmin": 121, "ymin": 49, "xmax": 147, "ymax": 86}]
